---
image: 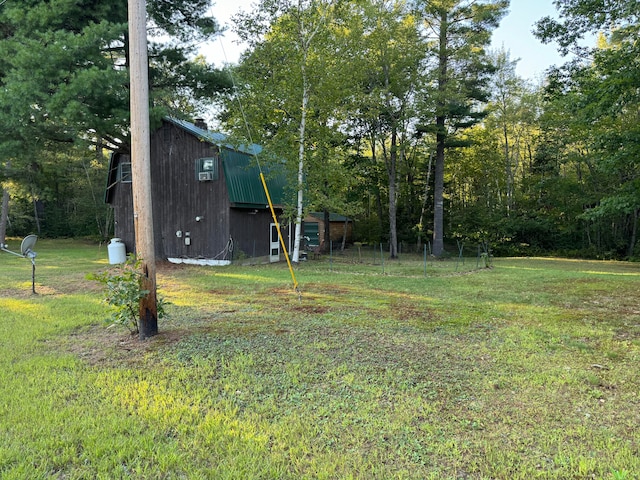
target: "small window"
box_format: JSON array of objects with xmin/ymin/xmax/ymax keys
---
[
  {"xmin": 196, "ymin": 157, "xmax": 218, "ymax": 181},
  {"xmin": 119, "ymin": 162, "xmax": 132, "ymax": 183}
]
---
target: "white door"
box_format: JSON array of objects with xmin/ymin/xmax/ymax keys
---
[{"xmin": 269, "ymin": 223, "xmax": 280, "ymax": 262}]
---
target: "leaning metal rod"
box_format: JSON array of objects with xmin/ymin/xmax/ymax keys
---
[
  {"xmin": 0, "ymin": 246, "xmax": 23, "ymax": 257},
  {"xmin": 224, "ymin": 40, "xmax": 300, "ymax": 297},
  {"xmin": 259, "ymin": 172, "xmax": 300, "ymax": 294}
]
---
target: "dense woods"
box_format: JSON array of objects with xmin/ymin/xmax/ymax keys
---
[
  {"xmin": 0, "ymin": 0, "xmax": 231, "ymax": 243},
  {"xmin": 1, "ymin": 0, "xmax": 638, "ymax": 260}
]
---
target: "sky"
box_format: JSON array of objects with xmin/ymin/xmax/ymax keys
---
[
  {"xmin": 201, "ymin": 0, "xmax": 578, "ymax": 82},
  {"xmin": 489, "ymin": 0, "xmax": 574, "ymax": 81}
]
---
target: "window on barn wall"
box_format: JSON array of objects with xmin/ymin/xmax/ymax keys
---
[
  {"xmin": 196, "ymin": 157, "xmax": 218, "ymax": 181},
  {"xmin": 119, "ymin": 162, "xmax": 132, "ymax": 183}
]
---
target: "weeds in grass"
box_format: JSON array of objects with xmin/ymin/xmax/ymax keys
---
[{"xmin": 611, "ymin": 468, "xmax": 630, "ymax": 479}]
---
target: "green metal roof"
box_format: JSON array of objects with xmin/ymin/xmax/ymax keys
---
[
  {"xmin": 166, "ymin": 117, "xmax": 261, "ymax": 155},
  {"xmin": 221, "ymin": 148, "xmax": 287, "ymax": 209},
  {"xmin": 166, "ymin": 117, "xmax": 287, "ymax": 209}
]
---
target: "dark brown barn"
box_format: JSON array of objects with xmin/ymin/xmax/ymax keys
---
[{"xmin": 105, "ymin": 117, "xmax": 289, "ymax": 264}]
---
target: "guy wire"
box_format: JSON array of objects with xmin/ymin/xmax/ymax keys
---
[{"xmin": 218, "ymin": 36, "xmax": 301, "ymax": 295}]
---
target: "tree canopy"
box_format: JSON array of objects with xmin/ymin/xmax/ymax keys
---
[
  {"xmin": 0, "ymin": 0, "xmax": 231, "ymax": 241},
  {"xmin": 2, "ymin": 0, "xmax": 639, "ymax": 260}
]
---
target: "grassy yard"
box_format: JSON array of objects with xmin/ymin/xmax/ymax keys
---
[{"xmin": 1, "ymin": 239, "xmax": 638, "ymax": 479}]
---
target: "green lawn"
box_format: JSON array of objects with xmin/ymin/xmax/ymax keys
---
[{"xmin": 1, "ymin": 239, "xmax": 638, "ymax": 479}]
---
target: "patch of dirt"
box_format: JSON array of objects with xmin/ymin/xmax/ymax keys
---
[
  {"xmin": 391, "ymin": 302, "xmax": 434, "ymax": 322},
  {"xmin": 0, "ymin": 288, "xmax": 38, "ymax": 298},
  {"xmin": 1, "ymin": 280, "xmax": 103, "ymax": 298},
  {"xmin": 266, "ymin": 285, "xmax": 356, "ymax": 297},
  {"xmin": 302, "ymin": 285, "xmax": 357, "ymax": 296},
  {"xmin": 207, "ymin": 288, "xmax": 239, "ymax": 295},
  {"xmin": 54, "ymin": 324, "xmax": 189, "ymax": 368}
]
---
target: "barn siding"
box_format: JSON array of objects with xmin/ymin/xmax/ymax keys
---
[
  {"xmin": 151, "ymin": 122, "xmax": 230, "ymax": 259},
  {"xmin": 111, "ymin": 175, "xmax": 135, "ymax": 253},
  {"xmin": 106, "ymin": 121, "xmax": 290, "ymax": 260},
  {"xmin": 229, "ymin": 208, "xmax": 274, "ymax": 258},
  {"xmin": 107, "ymin": 118, "xmax": 285, "ymax": 262}
]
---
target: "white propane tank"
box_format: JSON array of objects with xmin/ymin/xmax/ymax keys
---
[{"xmin": 108, "ymin": 238, "xmax": 127, "ymax": 264}]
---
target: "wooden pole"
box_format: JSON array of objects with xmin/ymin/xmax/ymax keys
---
[{"xmin": 128, "ymin": 0, "xmax": 157, "ymax": 339}]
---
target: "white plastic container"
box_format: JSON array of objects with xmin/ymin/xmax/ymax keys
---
[{"xmin": 108, "ymin": 238, "xmax": 127, "ymax": 264}]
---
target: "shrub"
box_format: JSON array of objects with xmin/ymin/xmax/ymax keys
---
[{"xmin": 90, "ymin": 256, "xmax": 167, "ymax": 334}]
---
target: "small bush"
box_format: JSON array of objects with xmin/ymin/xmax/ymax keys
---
[{"xmin": 90, "ymin": 255, "xmax": 167, "ymax": 334}]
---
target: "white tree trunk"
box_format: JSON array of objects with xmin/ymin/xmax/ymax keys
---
[
  {"xmin": 291, "ymin": 32, "xmax": 310, "ymax": 262},
  {"xmin": 292, "ymin": 84, "xmax": 308, "ymax": 263}
]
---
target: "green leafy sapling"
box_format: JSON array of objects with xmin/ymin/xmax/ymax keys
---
[{"xmin": 90, "ymin": 255, "xmax": 167, "ymax": 334}]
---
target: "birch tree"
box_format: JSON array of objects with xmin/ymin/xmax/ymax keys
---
[{"xmin": 231, "ymin": 0, "xmax": 339, "ymax": 262}]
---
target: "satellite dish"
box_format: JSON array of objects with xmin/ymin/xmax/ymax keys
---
[
  {"xmin": 20, "ymin": 234, "xmax": 38, "ymax": 258},
  {"xmin": 1, "ymin": 235, "xmax": 38, "ymax": 294}
]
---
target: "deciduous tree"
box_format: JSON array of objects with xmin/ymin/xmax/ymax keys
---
[
  {"xmin": 535, "ymin": 0, "xmax": 640, "ymax": 257},
  {"xmin": 229, "ymin": 0, "xmax": 342, "ymax": 262}
]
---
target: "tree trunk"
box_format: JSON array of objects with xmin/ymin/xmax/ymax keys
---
[
  {"xmin": 433, "ymin": 131, "xmax": 445, "ymax": 256},
  {"xmin": 432, "ymin": 10, "xmax": 448, "ymax": 257},
  {"xmin": 291, "ymin": 19, "xmax": 312, "ymax": 263},
  {"xmin": 341, "ymin": 217, "xmax": 348, "ymax": 252},
  {"xmin": 32, "ymin": 193, "xmax": 41, "ymax": 235},
  {"xmin": 417, "ymin": 151, "xmax": 433, "ymax": 249},
  {"xmin": 628, "ymin": 208, "xmax": 639, "ymax": 258},
  {"xmin": 323, "ymin": 208, "xmax": 330, "ymax": 253},
  {"xmin": 387, "ymin": 127, "xmax": 398, "ymax": 259},
  {"xmin": 503, "ymin": 122, "xmax": 513, "ymax": 213},
  {"xmin": 292, "ymin": 71, "xmax": 308, "ymax": 263},
  {"xmin": 0, "ymin": 186, "xmax": 9, "ymax": 247}
]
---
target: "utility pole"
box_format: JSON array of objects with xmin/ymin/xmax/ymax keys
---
[{"xmin": 128, "ymin": 0, "xmax": 158, "ymax": 339}]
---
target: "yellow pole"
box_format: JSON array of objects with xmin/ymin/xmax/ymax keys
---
[{"xmin": 260, "ymin": 173, "xmax": 299, "ymax": 292}]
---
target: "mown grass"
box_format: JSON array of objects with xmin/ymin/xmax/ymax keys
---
[{"xmin": 1, "ymin": 239, "xmax": 639, "ymax": 479}]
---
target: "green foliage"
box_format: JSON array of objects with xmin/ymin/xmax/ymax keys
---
[
  {"xmin": 90, "ymin": 255, "xmax": 167, "ymax": 334},
  {"xmin": 611, "ymin": 468, "xmax": 630, "ymax": 480},
  {"xmin": 4, "ymin": 148, "xmax": 113, "ymax": 239},
  {"xmin": 0, "ymin": 0, "xmax": 231, "ymax": 238},
  {"xmin": 534, "ymin": 0, "xmax": 637, "ymax": 56},
  {"xmin": 530, "ymin": 0, "xmax": 640, "ymax": 258}
]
